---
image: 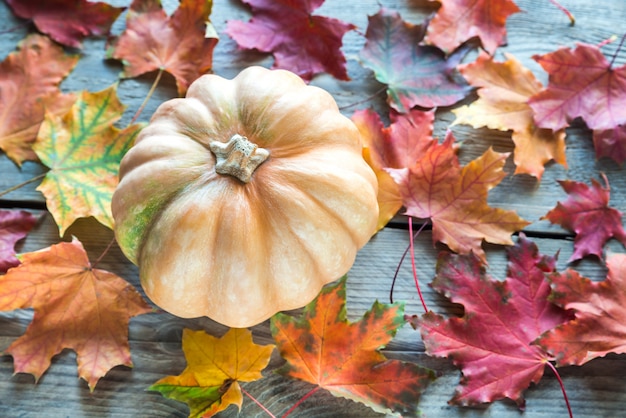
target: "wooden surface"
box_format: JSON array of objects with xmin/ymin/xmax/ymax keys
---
[{"xmin": 1, "ymin": 0, "xmax": 626, "ymax": 417}]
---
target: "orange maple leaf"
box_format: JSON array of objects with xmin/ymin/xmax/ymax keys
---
[
  {"xmin": 149, "ymin": 328, "xmax": 274, "ymax": 417},
  {"xmin": 386, "ymin": 132, "xmax": 529, "ymax": 261},
  {"xmin": 0, "ymin": 238, "xmax": 152, "ymax": 391},
  {"xmin": 271, "ymin": 277, "xmax": 435, "ymax": 417},
  {"xmin": 0, "ymin": 34, "xmax": 78, "ymax": 165},
  {"xmin": 352, "ymin": 108, "xmax": 436, "ymax": 231},
  {"xmin": 452, "ymin": 52, "xmax": 566, "ymax": 180},
  {"xmin": 106, "ymin": 0, "xmax": 218, "ymax": 95}
]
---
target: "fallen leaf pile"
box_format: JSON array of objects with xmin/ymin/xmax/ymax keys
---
[{"xmin": 0, "ymin": 0, "xmax": 625, "ymax": 417}]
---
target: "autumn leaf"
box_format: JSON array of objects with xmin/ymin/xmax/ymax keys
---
[
  {"xmin": 271, "ymin": 276, "xmax": 435, "ymax": 417},
  {"xmin": 0, "ymin": 210, "xmax": 39, "ymax": 273},
  {"xmin": 593, "ymin": 125, "xmax": 626, "ymax": 165},
  {"xmin": 352, "ymin": 108, "xmax": 436, "ymax": 231},
  {"xmin": 424, "ymin": 0, "xmax": 521, "ymax": 54},
  {"xmin": 226, "ymin": 0, "xmax": 354, "ymax": 82},
  {"xmin": 0, "ymin": 238, "xmax": 152, "ymax": 391},
  {"xmin": 5, "ymin": 0, "xmax": 124, "ymax": 48},
  {"xmin": 529, "ymin": 43, "xmax": 626, "ymax": 131},
  {"xmin": 33, "ymin": 85, "xmax": 142, "ymax": 236},
  {"xmin": 106, "ymin": 0, "xmax": 218, "ymax": 95},
  {"xmin": 542, "ymin": 175, "xmax": 626, "ymax": 262},
  {"xmin": 537, "ymin": 253, "xmax": 626, "ymax": 366},
  {"xmin": 417, "ymin": 235, "xmax": 571, "ymax": 408},
  {"xmin": 0, "ymin": 34, "xmax": 78, "ymax": 165},
  {"xmin": 386, "ymin": 132, "xmax": 529, "ymax": 261},
  {"xmin": 150, "ymin": 328, "xmax": 274, "ymax": 417},
  {"xmin": 359, "ymin": 8, "xmax": 471, "ymax": 112},
  {"xmin": 452, "ymin": 52, "xmax": 566, "ymax": 180}
]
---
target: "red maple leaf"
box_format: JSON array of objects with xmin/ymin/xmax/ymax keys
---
[
  {"xmin": 106, "ymin": 0, "xmax": 218, "ymax": 95},
  {"xmin": 537, "ymin": 253, "xmax": 626, "ymax": 366},
  {"xmin": 358, "ymin": 8, "xmax": 471, "ymax": 112},
  {"xmin": 542, "ymin": 175, "xmax": 626, "ymax": 262},
  {"xmin": 417, "ymin": 235, "xmax": 571, "ymax": 408},
  {"xmin": 5, "ymin": 0, "xmax": 124, "ymax": 48},
  {"xmin": 226, "ymin": 0, "xmax": 355, "ymax": 81},
  {"xmin": 0, "ymin": 210, "xmax": 38, "ymax": 273},
  {"xmin": 425, "ymin": 0, "xmax": 521, "ymax": 54},
  {"xmin": 529, "ymin": 43, "xmax": 626, "ymax": 131},
  {"xmin": 386, "ymin": 131, "xmax": 529, "ymax": 261},
  {"xmin": 593, "ymin": 125, "xmax": 626, "ymax": 165}
]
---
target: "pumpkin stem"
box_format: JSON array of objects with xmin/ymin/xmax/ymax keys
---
[{"xmin": 209, "ymin": 134, "xmax": 270, "ymax": 183}]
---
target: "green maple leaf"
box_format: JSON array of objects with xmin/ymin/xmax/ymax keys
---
[{"xmin": 33, "ymin": 84, "xmax": 142, "ymax": 235}]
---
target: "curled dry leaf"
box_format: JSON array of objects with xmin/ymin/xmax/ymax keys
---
[{"xmin": 0, "ymin": 238, "xmax": 152, "ymax": 391}]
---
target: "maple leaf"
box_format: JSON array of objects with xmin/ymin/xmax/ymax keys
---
[
  {"xmin": 0, "ymin": 34, "xmax": 78, "ymax": 165},
  {"xmin": 271, "ymin": 276, "xmax": 435, "ymax": 417},
  {"xmin": 424, "ymin": 0, "xmax": 521, "ymax": 54},
  {"xmin": 0, "ymin": 238, "xmax": 152, "ymax": 391},
  {"xmin": 593, "ymin": 125, "xmax": 626, "ymax": 165},
  {"xmin": 5, "ymin": 0, "xmax": 124, "ymax": 48},
  {"xmin": 358, "ymin": 8, "xmax": 471, "ymax": 112},
  {"xmin": 386, "ymin": 132, "xmax": 529, "ymax": 261},
  {"xmin": 537, "ymin": 253, "xmax": 626, "ymax": 366},
  {"xmin": 417, "ymin": 235, "xmax": 571, "ymax": 408},
  {"xmin": 352, "ymin": 108, "xmax": 436, "ymax": 231},
  {"xmin": 529, "ymin": 43, "xmax": 626, "ymax": 131},
  {"xmin": 0, "ymin": 210, "xmax": 39, "ymax": 273},
  {"xmin": 32, "ymin": 85, "xmax": 142, "ymax": 236},
  {"xmin": 226, "ymin": 0, "xmax": 354, "ymax": 82},
  {"xmin": 150, "ymin": 328, "xmax": 274, "ymax": 417},
  {"xmin": 106, "ymin": 0, "xmax": 218, "ymax": 95},
  {"xmin": 542, "ymin": 175, "xmax": 626, "ymax": 262},
  {"xmin": 452, "ymin": 52, "xmax": 566, "ymax": 180}
]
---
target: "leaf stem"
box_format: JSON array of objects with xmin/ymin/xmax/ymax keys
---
[
  {"xmin": 609, "ymin": 33, "xmax": 626, "ymax": 68},
  {"xmin": 390, "ymin": 218, "xmax": 429, "ymax": 304},
  {"xmin": 547, "ymin": 0, "xmax": 575, "ymax": 25},
  {"xmin": 241, "ymin": 385, "xmax": 276, "ymax": 418},
  {"xmin": 91, "ymin": 237, "xmax": 117, "ymax": 270},
  {"xmin": 409, "ymin": 217, "xmax": 429, "ymax": 313},
  {"xmin": 545, "ymin": 361, "xmax": 573, "ymax": 418},
  {"xmin": 129, "ymin": 68, "xmax": 164, "ymax": 125},
  {"xmin": 0, "ymin": 173, "xmax": 47, "ymax": 198},
  {"xmin": 281, "ymin": 386, "xmax": 321, "ymax": 418}
]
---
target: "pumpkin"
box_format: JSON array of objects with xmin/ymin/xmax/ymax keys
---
[{"xmin": 111, "ymin": 66, "xmax": 379, "ymax": 328}]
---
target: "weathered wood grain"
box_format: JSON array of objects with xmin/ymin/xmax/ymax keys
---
[{"xmin": 1, "ymin": 0, "xmax": 626, "ymax": 417}]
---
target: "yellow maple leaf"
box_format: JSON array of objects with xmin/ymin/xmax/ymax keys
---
[
  {"xmin": 149, "ymin": 328, "xmax": 274, "ymax": 417},
  {"xmin": 452, "ymin": 52, "xmax": 566, "ymax": 180}
]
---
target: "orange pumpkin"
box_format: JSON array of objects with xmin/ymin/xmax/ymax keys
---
[{"xmin": 112, "ymin": 66, "xmax": 378, "ymax": 327}]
